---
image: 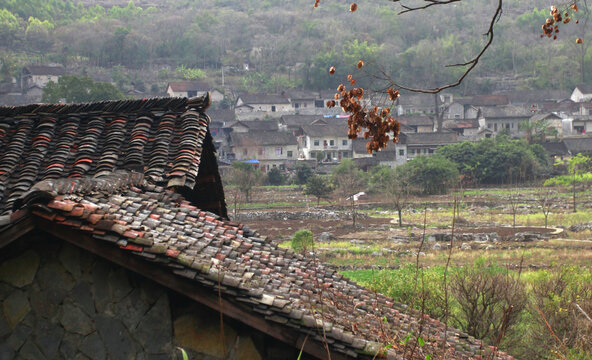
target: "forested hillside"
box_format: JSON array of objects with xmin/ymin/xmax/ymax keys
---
[{"xmin": 0, "ymin": 0, "xmax": 589, "ymax": 94}]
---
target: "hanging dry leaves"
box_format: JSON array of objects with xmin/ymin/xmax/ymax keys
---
[
  {"xmin": 327, "ymin": 74, "xmax": 401, "ymax": 153},
  {"xmin": 329, "ymin": 66, "xmax": 336, "ymax": 75},
  {"xmin": 350, "ymin": 3, "xmax": 358, "ymax": 12},
  {"xmin": 357, "ymin": 60, "xmax": 364, "ymax": 69},
  {"xmin": 542, "ymin": 3, "xmax": 580, "ymax": 39},
  {"xmin": 577, "ymin": 37, "xmax": 583, "ymax": 44}
]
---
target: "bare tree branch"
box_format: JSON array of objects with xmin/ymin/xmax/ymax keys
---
[
  {"xmin": 391, "ymin": 0, "xmax": 463, "ymax": 15},
  {"xmin": 381, "ymin": 0, "xmax": 503, "ymax": 94}
]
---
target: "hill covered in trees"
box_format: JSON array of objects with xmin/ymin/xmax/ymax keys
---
[{"xmin": 0, "ymin": 0, "xmax": 589, "ymax": 94}]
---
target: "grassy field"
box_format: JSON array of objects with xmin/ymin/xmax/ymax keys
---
[{"xmin": 251, "ymin": 184, "xmax": 592, "ymax": 359}]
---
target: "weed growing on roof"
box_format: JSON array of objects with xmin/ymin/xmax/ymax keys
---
[{"xmin": 291, "ymin": 229, "xmax": 314, "ymax": 253}]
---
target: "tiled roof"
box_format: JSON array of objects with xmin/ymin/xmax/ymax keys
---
[
  {"xmin": 405, "ymin": 132, "xmax": 458, "ymax": 146},
  {"xmin": 0, "ymin": 96, "xmax": 226, "ymax": 217},
  {"xmin": 529, "ymin": 113, "xmax": 561, "ymax": 123},
  {"xmin": 398, "ymin": 115, "xmax": 433, "ymax": 127},
  {"xmin": 6, "ymin": 171, "xmax": 509, "ymax": 360},
  {"xmin": 563, "ymin": 136, "xmax": 592, "ymax": 154},
  {"xmin": 280, "ymin": 115, "xmax": 323, "ymax": 127},
  {"xmin": 443, "ymin": 119, "xmax": 479, "ymax": 130},
  {"xmin": 232, "ymin": 120, "xmax": 279, "ymax": 132},
  {"xmin": 541, "ymin": 141, "xmax": 569, "ymax": 156},
  {"xmin": 470, "ymin": 95, "xmax": 509, "ymax": 106},
  {"xmin": 208, "ymin": 109, "xmax": 236, "ymax": 125},
  {"xmin": 501, "ymin": 90, "xmax": 570, "ymax": 104},
  {"xmin": 479, "ymin": 106, "xmax": 531, "ymax": 118},
  {"xmin": 24, "ymin": 64, "xmax": 66, "ymax": 76},
  {"xmin": 167, "ymin": 81, "xmax": 213, "ymax": 92},
  {"xmin": 396, "ymin": 93, "xmax": 434, "ymax": 107},
  {"xmin": 575, "ymin": 84, "xmax": 592, "ymax": 94},
  {"xmin": 0, "ymin": 96, "xmax": 511, "ymax": 360},
  {"xmin": 301, "ymin": 124, "xmax": 348, "ymax": 138},
  {"xmin": 238, "ymin": 93, "xmax": 290, "ymax": 105},
  {"xmin": 230, "ymin": 131, "xmax": 297, "ymax": 147}
]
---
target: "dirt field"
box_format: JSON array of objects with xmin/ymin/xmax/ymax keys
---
[{"xmin": 232, "ymin": 185, "xmax": 592, "ymax": 269}]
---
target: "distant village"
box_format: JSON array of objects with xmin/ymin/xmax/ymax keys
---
[{"xmin": 3, "ymin": 63, "xmax": 592, "ymax": 173}]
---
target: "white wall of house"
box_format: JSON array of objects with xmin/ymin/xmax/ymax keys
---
[
  {"xmin": 292, "ymin": 99, "xmax": 316, "ymax": 110},
  {"xmin": 29, "ymin": 74, "xmax": 60, "ymax": 88},
  {"xmin": 233, "ymin": 144, "xmax": 298, "ymax": 161},
  {"xmin": 482, "ymin": 118, "xmax": 527, "ymax": 136},
  {"xmin": 300, "ymin": 135, "xmax": 352, "ymax": 161},
  {"xmin": 446, "ymin": 102, "xmax": 465, "ymax": 119},
  {"xmin": 571, "ymin": 87, "xmax": 592, "ymax": 102}
]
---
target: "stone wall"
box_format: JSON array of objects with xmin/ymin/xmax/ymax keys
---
[
  {"xmin": 0, "ymin": 234, "xmax": 174, "ymax": 360},
  {"xmin": 0, "ymin": 234, "xmax": 287, "ymax": 360}
]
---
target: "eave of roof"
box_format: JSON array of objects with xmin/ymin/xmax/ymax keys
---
[{"xmin": 0, "ymin": 171, "xmax": 512, "ymax": 360}]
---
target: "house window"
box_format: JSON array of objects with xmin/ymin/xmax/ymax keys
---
[
  {"xmin": 494, "ymin": 123, "xmax": 498, "ymax": 131},
  {"xmin": 342, "ymin": 139, "xmax": 348, "ymax": 146},
  {"xmin": 330, "ymin": 140, "xmax": 335, "ymax": 146},
  {"xmin": 243, "ymin": 149, "xmax": 248, "ymax": 155},
  {"xmin": 271, "ymin": 105, "xmax": 276, "ymax": 112},
  {"xmin": 488, "ymin": 124, "xmax": 492, "ymax": 129},
  {"xmin": 511, "ymin": 123, "xmax": 514, "ymax": 129},
  {"xmin": 399, "ymin": 149, "xmax": 405, "ymax": 156},
  {"xmin": 323, "ymin": 140, "xmax": 328, "ymax": 147},
  {"xmin": 428, "ymin": 149, "xmax": 434, "ymax": 154},
  {"xmin": 343, "ymin": 152, "xmax": 349, "ymax": 158},
  {"xmin": 314, "ymin": 140, "xmax": 319, "ymax": 146},
  {"xmin": 315, "ymin": 100, "xmax": 324, "ymax": 108},
  {"xmin": 287, "ymin": 151, "xmax": 293, "ymax": 158},
  {"xmin": 275, "ymin": 147, "xmax": 283, "ymax": 155},
  {"xmin": 410, "ymin": 149, "xmax": 415, "ymax": 155},
  {"xmin": 506, "ymin": 123, "xmax": 510, "ymax": 129},
  {"xmin": 294, "ymin": 103, "xmax": 299, "ymax": 109},
  {"xmin": 188, "ymin": 91, "xmax": 197, "ymax": 97}
]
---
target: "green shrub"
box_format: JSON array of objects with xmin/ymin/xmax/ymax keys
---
[{"xmin": 291, "ymin": 229, "xmax": 314, "ymax": 252}]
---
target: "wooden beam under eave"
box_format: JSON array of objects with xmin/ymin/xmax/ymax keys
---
[
  {"xmin": 0, "ymin": 216, "xmax": 36, "ymax": 249},
  {"xmin": 32, "ymin": 217, "xmax": 348, "ymax": 360}
]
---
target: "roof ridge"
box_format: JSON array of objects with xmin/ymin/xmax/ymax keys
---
[{"xmin": 0, "ymin": 96, "xmax": 210, "ymax": 117}]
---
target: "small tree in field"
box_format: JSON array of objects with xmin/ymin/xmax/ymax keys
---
[
  {"xmin": 294, "ymin": 162, "xmax": 313, "ymax": 186},
  {"xmin": 539, "ymin": 190, "xmax": 554, "ymax": 229},
  {"xmin": 230, "ymin": 161, "xmax": 261, "ymax": 203},
  {"xmin": 266, "ymin": 167, "xmax": 285, "ymax": 186},
  {"xmin": 304, "ymin": 175, "xmax": 333, "ymax": 205},
  {"xmin": 332, "ymin": 159, "xmax": 365, "ymax": 228},
  {"xmin": 382, "ymin": 168, "xmax": 411, "ymax": 227},
  {"xmin": 548, "ymin": 154, "xmax": 592, "ymax": 213}
]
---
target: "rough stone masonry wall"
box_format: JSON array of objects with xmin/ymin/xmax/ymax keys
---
[
  {"xmin": 0, "ymin": 234, "xmax": 175, "ymax": 360},
  {"xmin": 0, "ymin": 234, "xmax": 292, "ymax": 360}
]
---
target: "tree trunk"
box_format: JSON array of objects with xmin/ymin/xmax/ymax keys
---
[
  {"xmin": 434, "ymin": 93, "xmax": 442, "ymax": 132},
  {"xmin": 545, "ymin": 214, "xmax": 548, "ymax": 229},
  {"xmin": 398, "ymin": 208, "xmax": 402, "ymax": 227},
  {"xmin": 351, "ymin": 198, "xmax": 356, "ymax": 229},
  {"xmin": 573, "ymin": 171, "xmax": 577, "ymax": 213}
]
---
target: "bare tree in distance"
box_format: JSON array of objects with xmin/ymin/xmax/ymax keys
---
[
  {"xmin": 384, "ymin": 168, "xmax": 411, "ymax": 227},
  {"xmin": 539, "ymin": 190, "xmax": 555, "ymax": 229},
  {"xmin": 332, "ymin": 159, "xmax": 365, "ymax": 229}
]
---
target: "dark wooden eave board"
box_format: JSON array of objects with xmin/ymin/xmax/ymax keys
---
[
  {"xmin": 0, "ymin": 216, "xmax": 36, "ymax": 249},
  {"xmin": 29, "ymin": 217, "xmax": 348, "ymax": 360}
]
